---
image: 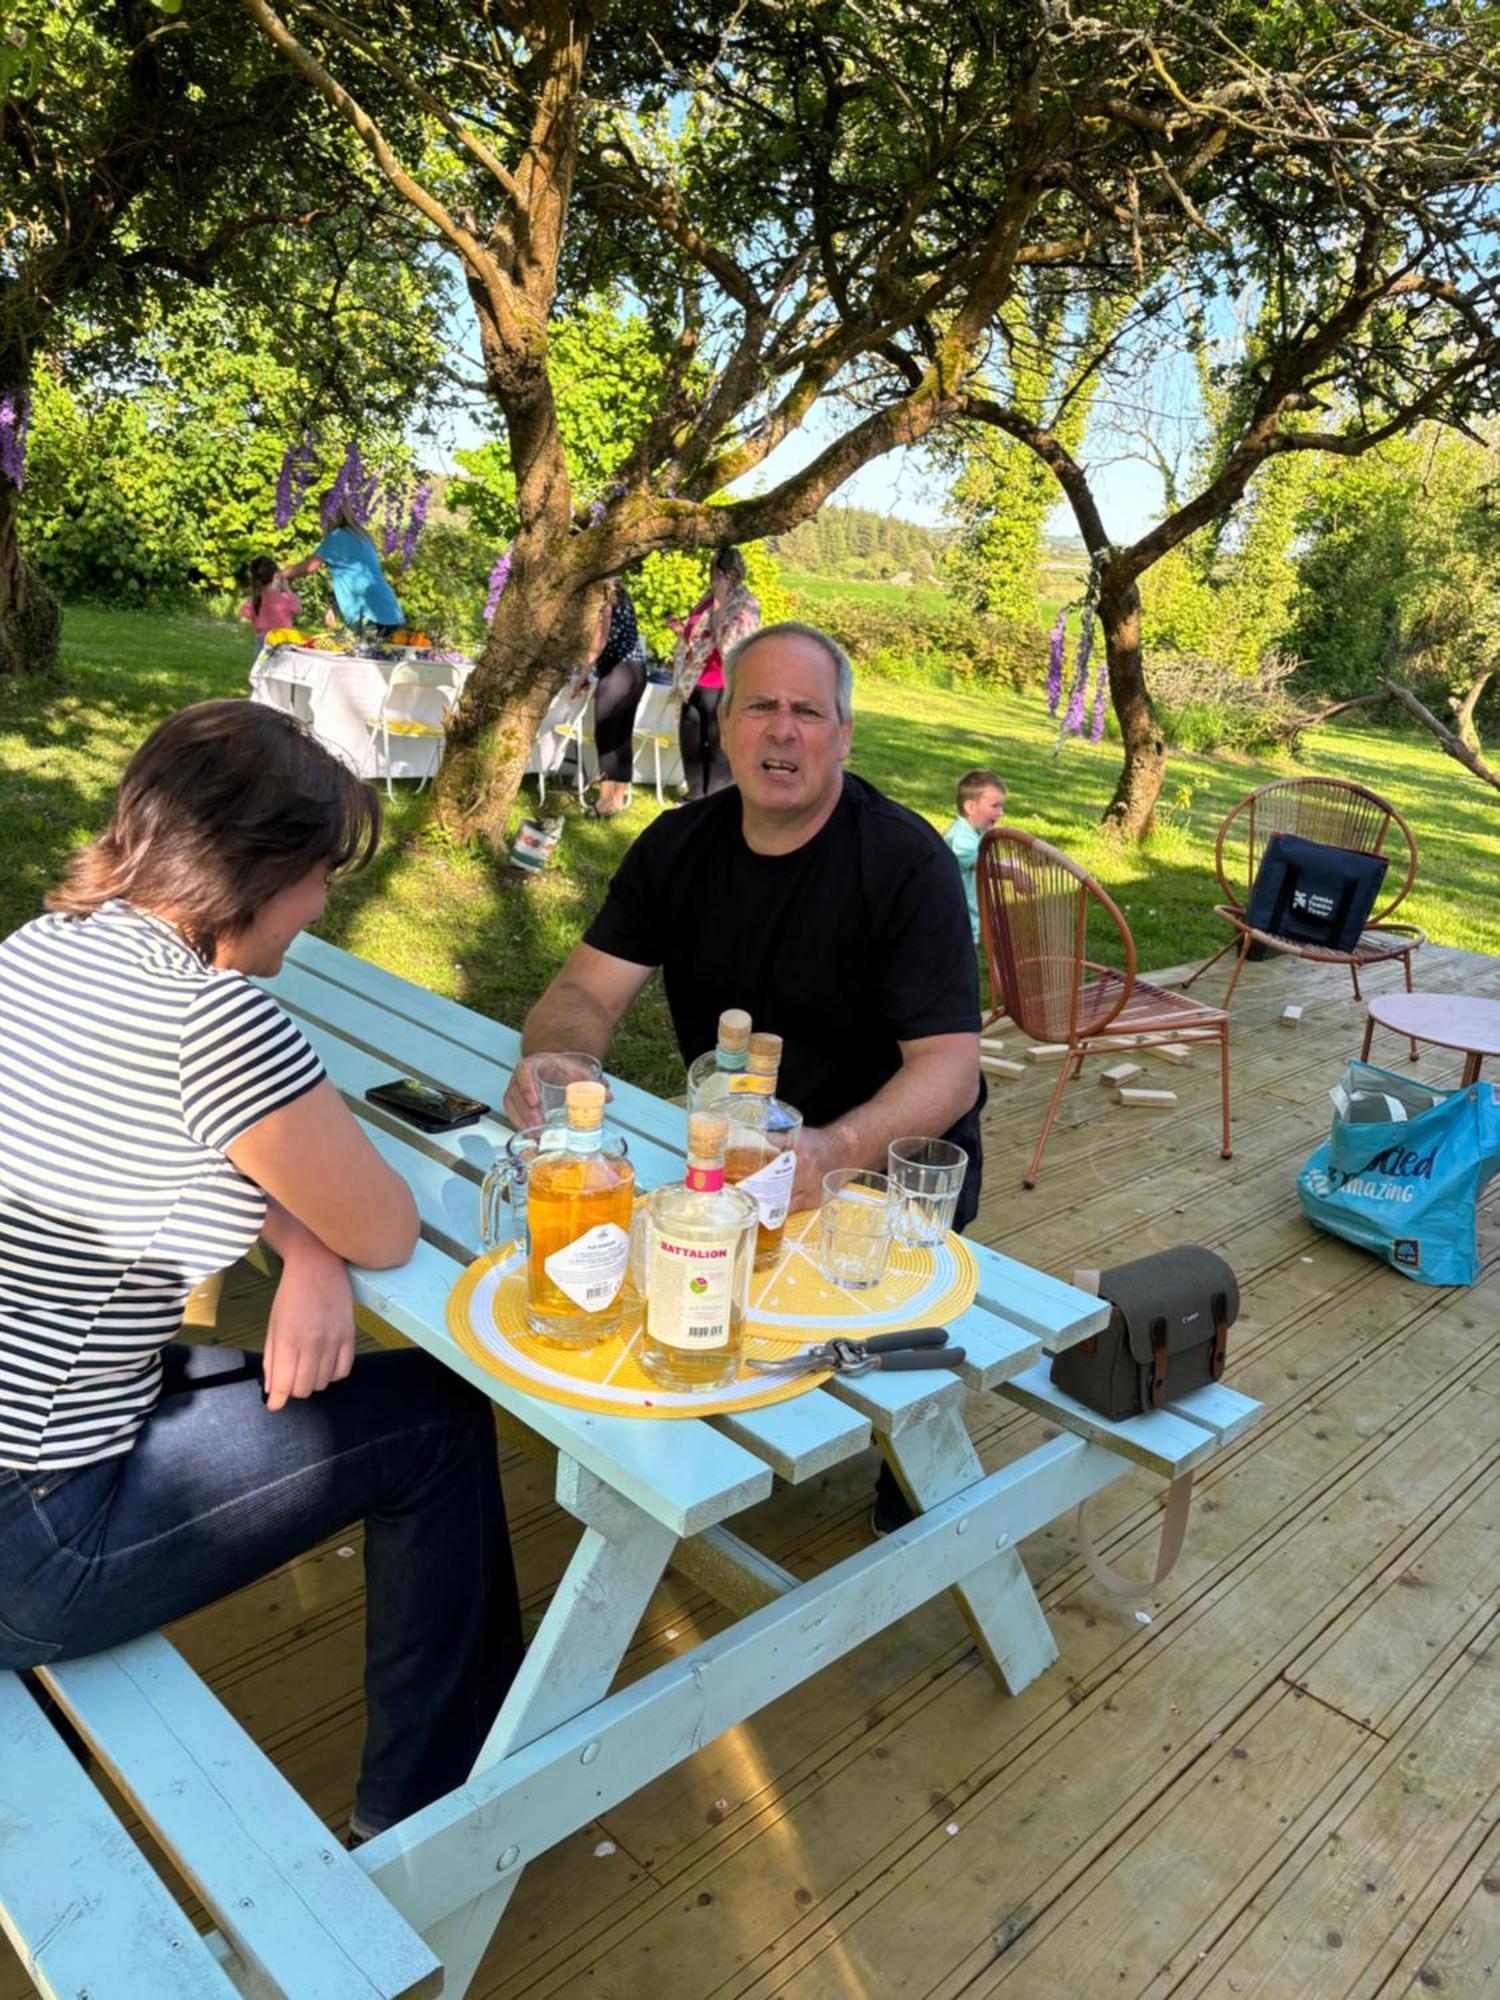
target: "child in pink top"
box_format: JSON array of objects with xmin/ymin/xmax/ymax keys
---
[{"xmin": 239, "ymin": 557, "xmax": 302, "ymax": 640}]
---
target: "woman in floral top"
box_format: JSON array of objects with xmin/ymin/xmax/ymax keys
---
[{"xmin": 671, "ymin": 547, "xmax": 761, "ymax": 799}]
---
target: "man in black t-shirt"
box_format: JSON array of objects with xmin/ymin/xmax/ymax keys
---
[{"xmin": 503, "ymin": 622, "xmax": 983, "ymax": 1220}]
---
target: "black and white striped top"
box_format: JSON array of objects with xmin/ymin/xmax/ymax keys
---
[{"xmin": 0, "ymin": 902, "xmax": 324, "ymax": 1470}]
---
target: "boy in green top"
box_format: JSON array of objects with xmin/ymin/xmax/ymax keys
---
[{"xmin": 942, "ymin": 768, "xmax": 1007, "ymax": 944}]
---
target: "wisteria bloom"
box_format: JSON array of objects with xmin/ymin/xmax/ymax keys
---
[
  {"xmin": 1, "ymin": 393, "xmax": 31, "ymax": 491},
  {"xmin": 401, "ymin": 483, "xmax": 430, "ymax": 569},
  {"xmin": 1089, "ymin": 644, "xmax": 1108, "ymax": 741},
  {"xmin": 322, "ymin": 441, "xmax": 370, "ymax": 527},
  {"xmin": 380, "ymin": 483, "xmax": 407, "ymax": 557},
  {"xmin": 1045, "ymin": 608, "xmax": 1066, "ymax": 715},
  {"xmin": 484, "ymin": 550, "xmax": 513, "ymax": 622},
  {"xmin": 1062, "ymin": 615, "xmax": 1093, "ymax": 737},
  {"xmin": 274, "ymin": 432, "xmax": 317, "ymax": 529}
]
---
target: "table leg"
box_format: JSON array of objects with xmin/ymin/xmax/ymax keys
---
[
  {"xmin": 418, "ymin": 1455, "xmax": 677, "ymax": 1994},
  {"xmin": 1462, "ymin": 1052, "xmax": 1482, "ymax": 1087},
  {"xmin": 881, "ymin": 1404, "xmax": 1059, "ymax": 1696},
  {"xmin": 1360, "ymin": 1013, "xmax": 1375, "ymax": 1063}
]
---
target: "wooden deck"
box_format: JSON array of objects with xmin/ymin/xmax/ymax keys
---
[{"xmin": 7, "ymin": 943, "xmax": 1499, "ymax": 1999}]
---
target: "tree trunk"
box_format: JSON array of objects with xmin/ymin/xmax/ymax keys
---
[
  {"xmin": 0, "ymin": 480, "xmax": 61, "ymax": 679},
  {"xmin": 1098, "ymin": 575, "xmax": 1166, "ymax": 839},
  {"xmin": 433, "ymin": 546, "xmax": 606, "ymax": 847}
]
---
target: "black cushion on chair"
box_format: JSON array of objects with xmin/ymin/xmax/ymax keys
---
[{"xmin": 1244, "ymin": 833, "xmax": 1390, "ymax": 952}]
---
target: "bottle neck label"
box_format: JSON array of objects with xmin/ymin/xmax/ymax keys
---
[
  {"xmin": 717, "ymin": 1048, "xmax": 748, "ymax": 1072},
  {"xmin": 729, "ymin": 1072, "xmax": 774, "ymax": 1096},
  {"xmin": 686, "ymin": 1163, "xmax": 725, "ymax": 1193}
]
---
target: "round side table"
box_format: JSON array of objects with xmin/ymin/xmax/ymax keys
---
[{"xmin": 1360, "ymin": 991, "xmax": 1500, "ymax": 1086}]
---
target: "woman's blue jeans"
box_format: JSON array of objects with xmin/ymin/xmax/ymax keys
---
[{"xmin": 0, "ymin": 1343, "xmax": 522, "ymax": 1833}]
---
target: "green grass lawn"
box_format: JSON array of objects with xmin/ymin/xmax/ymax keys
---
[
  {"xmin": 3, "ymin": 605, "xmax": 1495, "ymax": 1098},
  {"xmin": 780, "ymin": 569, "xmax": 952, "ymax": 617}
]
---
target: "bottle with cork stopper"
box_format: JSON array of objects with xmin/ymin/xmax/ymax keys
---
[
  {"xmin": 519, "ymin": 1077, "xmax": 635, "ymax": 1345},
  {"xmin": 686, "ymin": 1007, "xmax": 754, "ymax": 1114},
  {"xmin": 640, "ymin": 1109, "xmax": 757, "ymax": 1390},
  {"xmin": 723, "ymin": 1031, "xmax": 803, "ymax": 1268}
]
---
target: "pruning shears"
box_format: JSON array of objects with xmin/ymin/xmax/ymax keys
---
[{"xmin": 746, "ymin": 1326, "xmax": 965, "ymax": 1378}]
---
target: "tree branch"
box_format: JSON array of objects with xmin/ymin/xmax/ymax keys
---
[{"xmin": 1380, "ymin": 676, "xmax": 1500, "ymax": 792}]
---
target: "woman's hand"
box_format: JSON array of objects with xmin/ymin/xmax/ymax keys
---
[{"xmin": 262, "ymin": 1235, "xmax": 357, "ymax": 1411}]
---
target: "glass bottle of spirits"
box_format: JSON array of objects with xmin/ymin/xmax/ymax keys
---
[
  {"xmin": 723, "ymin": 1032, "xmax": 802, "ymax": 1269},
  {"xmin": 522, "ymin": 1079, "xmax": 635, "ymax": 1346},
  {"xmin": 640, "ymin": 1112, "xmax": 757, "ymax": 1390},
  {"xmin": 685, "ymin": 1007, "xmax": 753, "ymax": 1114}
]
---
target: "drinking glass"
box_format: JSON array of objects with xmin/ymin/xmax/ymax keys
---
[
  {"xmin": 887, "ymin": 1137, "xmax": 968, "ymax": 1248},
  {"xmin": 531, "ymin": 1051, "xmax": 604, "ymax": 1125},
  {"xmin": 818, "ymin": 1170, "xmax": 895, "ymax": 1290}
]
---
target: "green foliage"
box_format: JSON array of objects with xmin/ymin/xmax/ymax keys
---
[
  {"xmin": 1288, "ymin": 427, "xmax": 1500, "ymax": 705},
  {"xmin": 22, "ymin": 274, "xmax": 443, "ymax": 608},
  {"xmin": 769, "ymin": 506, "xmax": 945, "ymax": 583},
  {"xmin": 787, "ymin": 586, "xmax": 1047, "ymax": 695}
]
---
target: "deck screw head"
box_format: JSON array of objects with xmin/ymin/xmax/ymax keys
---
[
  {"xmin": 580, "ymin": 1740, "xmax": 600, "ymax": 1765},
  {"xmin": 497, "ymin": 1844, "xmax": 520, "ymax": 1871}
]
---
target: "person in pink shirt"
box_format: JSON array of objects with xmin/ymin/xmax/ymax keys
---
[
  {"xmin": 670, "ymin": 547, "xmax": 761, "ymax": 798},
  {"xmin": 239, "ymin": 557, "xmax": 302, "ymax": 642}
]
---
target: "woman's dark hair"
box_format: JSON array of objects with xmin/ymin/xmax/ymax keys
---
[
  {"xmin": 712, "ymin": 545, "xmax": 747, "ymax": 585},
  {"xmin": 248, "ymin": 555, "xmax": 279, "ymax": 615},
  {"xmin": 46, "ymin": 700, "xmax": 381, "ymax": 961}
]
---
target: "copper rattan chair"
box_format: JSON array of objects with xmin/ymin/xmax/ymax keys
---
[
  {"xmin": 977, "ymin": 827, "xmax": 1232, "ymax": 1189},
  {"xmin": 1182, "ymin": 776, "xmax": 1423, "ymax": 1010}
]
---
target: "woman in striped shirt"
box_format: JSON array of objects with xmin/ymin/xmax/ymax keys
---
[{"xmin": 0, "ymin": 701, "xmax": 521, "ymax": 1840}]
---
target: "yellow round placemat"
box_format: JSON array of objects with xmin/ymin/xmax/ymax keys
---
[{"xmin": 445, "ymin": 1208, "xmax": 978, "ymax": 1418}]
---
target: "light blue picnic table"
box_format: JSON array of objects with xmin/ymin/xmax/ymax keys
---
[{"xmin": 0, "ymin": 935, "xmax": 1261, "ymax": 1999}]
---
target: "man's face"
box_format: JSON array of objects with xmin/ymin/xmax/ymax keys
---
[
  {"xmin": 964, "ymin": 785, "xmax": 1006, "ymax": 832},
  {"xmin": 723, "ymin": 633, "xmax": 852, "ymax": 817}
]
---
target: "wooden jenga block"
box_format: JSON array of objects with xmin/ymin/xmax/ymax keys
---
[
  {"xmin": 1116, "ymin": 1086, "xmax": 1178, "ymax": 1107},
  {"xmin": 982, "ymin": 1056, "xmax": 1026, "ymax": 1079},
  {"xmin": 1024, "ymin": 1043, "xmax": 1071, "ymax": 1063},
  {"xmin": 980, "ymin": 1036, "xmax": 1007, "ymax": 1052},
  {"xmin": 1146, "ymin": 1043, "xmax": 1192, "ymax": 1065},
  {"xmin": 1281, "ymin": 1004, "xmax": 1303, "ymax": 1026},
  {"xmin": 1100, "ymin": 1062, "xmax": 1142, "ymax": 1088}
]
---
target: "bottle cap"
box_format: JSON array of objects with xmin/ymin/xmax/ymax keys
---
[
  {"xmin": 686, "ymin": 1111, "xmax": 729, "ymax": 1163},
  {"xmin": 716, "ymin": 1010, "xmax": 752, "ymax": 1055},
  {"xmin": 747, "ymin": 1031, "xmax": 783, "ymax": 1076},
  {"xmin": 565, "ymin": 1080, "xmax": 607, "ymax": 1129}
]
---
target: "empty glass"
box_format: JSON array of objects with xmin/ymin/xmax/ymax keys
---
[
  {"xmin": 531, "ymin": 1052, "xmax": 605, "ymax": 1125},
  {"xmin": 888, "ymin": 1136, "xmax": 968, "ymax": 1248},
  {"xmin": 818, "ymin": 1169, "xmax": 895, "ymax": 1290}
]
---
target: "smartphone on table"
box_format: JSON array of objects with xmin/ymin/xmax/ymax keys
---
[{"xmin": 364, "ymin": 1077, "xmax": 488, "ymax": 1132}]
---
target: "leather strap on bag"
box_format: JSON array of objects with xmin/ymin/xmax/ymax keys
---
[
  {"xmin": 1075, "ymin": 1472, "xmax": 1195, "ymax": 1602},
  {"xmin": 1211, "ymin": 1290, "xmax": 1229, "ymax": 1381}
]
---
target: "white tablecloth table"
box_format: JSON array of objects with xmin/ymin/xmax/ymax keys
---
[{"xmin": 250, "ymin": 644, "xmax": 475, "ymax": 783}]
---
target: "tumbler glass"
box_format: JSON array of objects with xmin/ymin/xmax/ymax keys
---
[
  {"xmin": 887, "ymin": 1136, "xmax": 968, "ymax": 1248},
  {"xmin": 817, "ymin": 1169, "xmax": 895, "ymax": 1290},
  {"xmin": 531, "ymin": 1052, "xmax": 605, "ymax": 1125}
]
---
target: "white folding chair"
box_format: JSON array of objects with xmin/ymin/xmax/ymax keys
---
[
  {"xmin": 537, "ymin": 687, "xmax": 594, "ymax": 809},
  {"xmin": 366, "ymin": 659, "xmax": 460, "ymax": 800}
]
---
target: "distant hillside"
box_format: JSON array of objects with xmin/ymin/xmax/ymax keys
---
[{"xmin": 768, "ymin": 504, "xmax": 947, "ymax": 584}]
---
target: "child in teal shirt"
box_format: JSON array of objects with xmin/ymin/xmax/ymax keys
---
[{"xmin": 943, "ymin": 768, "xmax": 1007, "ymax": 945}]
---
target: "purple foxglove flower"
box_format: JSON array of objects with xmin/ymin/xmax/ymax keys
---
[
  {"xmin": 588, "ymin": 498, "xmax": 607, "ymax": 525},
  {"xmin": 484, "ymin": 549, "xmax": 512, "ymax": 622},
  {"xmin": 1046, "ymin": 608, "xmax": 1066, "ymax": 715}
]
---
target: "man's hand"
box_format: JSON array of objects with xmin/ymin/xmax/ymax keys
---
[
  {"xmin": 262, "ymin": 1239, "xmax": 356, "ymax": 1411},
  {"xmin": 788, "ymin": 1123, "xmax": 853, "ymax": 1215},
  {"xmin": 502, "ymin": 1055, "xmax": 545, "ymax": 1130}
]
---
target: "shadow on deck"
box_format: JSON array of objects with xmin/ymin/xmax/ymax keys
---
[{"xmin": 6, "ymin": 945, "xmax": 1498, "ymax": 1998}]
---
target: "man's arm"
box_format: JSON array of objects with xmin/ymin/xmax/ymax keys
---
[
  {"xmin": 501, "ymin": 942, "xmax": 655, "ymax": 1127},
  {"xmin": 788, "ymin": 1030, "xmax": 980, "ymax": 1211}
]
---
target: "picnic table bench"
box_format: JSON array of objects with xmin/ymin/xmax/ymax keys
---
[{"xmin": 0, "ymin": 932, "xmax": 1262, "ymax": 1998}]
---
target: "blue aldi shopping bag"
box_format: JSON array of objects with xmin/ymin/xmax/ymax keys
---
[{"xmin": 1298, "ymin": 1060, "xmax": 1500, "ymax": 1286}]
